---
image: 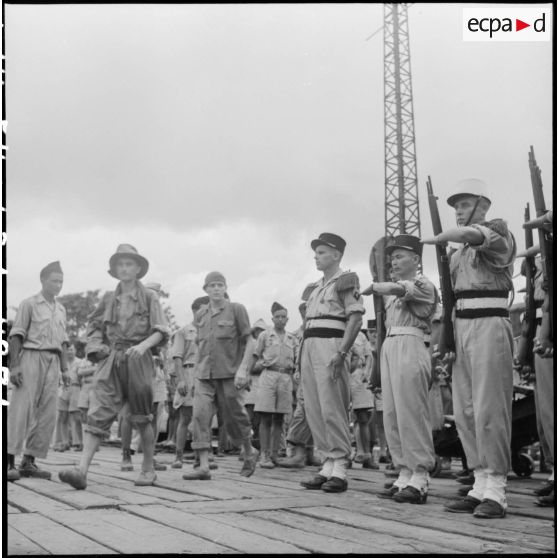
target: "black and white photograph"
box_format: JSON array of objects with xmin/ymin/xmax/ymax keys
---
[{"xmin": 3, "ymin": 2, "xmax": 554, "ymax": 554}]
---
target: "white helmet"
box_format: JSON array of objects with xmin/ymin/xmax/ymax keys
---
[{"xmin": 447, "ymin": 178, "xmax": 492, "ymax": 208}]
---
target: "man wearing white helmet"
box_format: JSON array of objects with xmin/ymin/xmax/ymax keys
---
[{"xmin": 423, "ymin": 178, "xmax": 516, "ymax": 519}]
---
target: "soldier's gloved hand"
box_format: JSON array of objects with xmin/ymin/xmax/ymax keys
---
[
  {"xmin": 9, "ymin": 364, "xmax": 22, "ymax": 388},
  {"xmin": 176, "ymin": 380, "xmax": 188, "ymax": 397},
  {"xmin": 126, "ymin": 342, "xmax": 149, "ymax": 359}
]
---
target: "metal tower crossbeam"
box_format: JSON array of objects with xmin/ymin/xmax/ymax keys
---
[{"xmin": 383, "ymin": 3, "xmax": 421, "ymax": 238}]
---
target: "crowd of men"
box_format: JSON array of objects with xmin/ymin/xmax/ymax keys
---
[{"xmin": 6, "ymin": 178, "xmax": 554, "ymax": 520}]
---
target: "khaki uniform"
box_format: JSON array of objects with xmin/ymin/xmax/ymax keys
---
[
  {"xmin": 254, "ymin": 328, "xmax": 298, "ymax": 414},
  {"xmin": 8, "ymin": 292, "xmax": 69, "ymax": 458},
  {"xmin": 381, "ymin": 275, "xmax": 437, "ymax": 492},
  {"xmin": 450, "ymin": 222, "xmax": 515, "ymax": 506},
  {"xmin": 170, "ymin": 324, "xmax": 197, "ymax": 408},
  {"xmin": 301, "ymin": 270, "xmax": 364, "ymax": 460},
  {"xmin": 349, "ymin": 332, "xmax": 374, "ymax": 410}
]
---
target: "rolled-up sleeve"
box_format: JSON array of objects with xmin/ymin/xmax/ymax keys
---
[
  {"xmin": 9, "ymin": 299, "xmax": 33, "ymax": 340},
  {"xmin": 469, "ymin": 224, "xmax": 509, "ymax": 255},
  {"xmin": 340, "ymin": 289, "xmax": 365, "ymax": 317},
  {"xmin": 397, "ymin": 278, "xmax": 436, "ymax": 304},
  {"xmin": 148, "ymin": 295, "xmax": 170, "ymax": 346}
]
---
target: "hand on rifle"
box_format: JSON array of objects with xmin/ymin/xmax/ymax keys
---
[
  {"xmin": 533, "ymin": 337, "xmax": 554, "ymax": 359},
  {"xmin": 432, "ymin": 343, "xmax": 455, "ymax": 364}
]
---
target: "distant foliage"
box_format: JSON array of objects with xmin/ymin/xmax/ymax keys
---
[{"xmin": 58, "ymin": 290, "xmax": 101, "ymax": 344}]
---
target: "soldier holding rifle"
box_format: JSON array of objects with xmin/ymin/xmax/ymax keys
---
[{"xmin": 423, "ymin": 178, "xmax": 516, "ymax": 519}]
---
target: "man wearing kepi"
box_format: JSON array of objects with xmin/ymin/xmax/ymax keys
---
[
  {"xmin": 182, "ymin": 271, "xmax": 259, "ymax": 480},
  {"xmin": 59, "ymin": 244, "xmax": 169, "ymax": 489},
  {"xmin": 7, "ymin": 261, "xmax": 69, "ymax": 481},
  {"xmin": 423, "ymin": 178, "xmax": 516, "ymax": 519},
  {"xmin": 299, "ymin": 233, "xmax": 364, "ymax": 493},
  {"xmin": 362, "ymin": 235, "xmax": 437, "ymax": 503}
]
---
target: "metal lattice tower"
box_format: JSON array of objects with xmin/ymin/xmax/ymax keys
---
[{"xmin": 383, "ymin": 3, "xmax": 421, "ymax": 237}]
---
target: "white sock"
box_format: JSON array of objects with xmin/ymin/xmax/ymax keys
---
[
  {"xmin": 468, "ymin": 469, "xmax": 487, "ymax": 501},
  {"xmin": 484, "ymin": 470, "xmax": 507, "ymax": 508},
  {"xmin": 394, "ymin": 467, "xmax": 412, "ymax": 489},
  {"xmin": 331, "ymin": 457, "xmax": 348, "ymax": 480},
  {"xmin": 319, "ymin": 458, "xmax": 334, "ymax": 478},
  {"xmin": 407, "ymin": 470, "xmax": 429, "ymax": 494}
]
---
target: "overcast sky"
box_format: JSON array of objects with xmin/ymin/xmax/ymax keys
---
[{"xmin": 4, "ymin": 3, "xmax": 553, "ymax": 330}]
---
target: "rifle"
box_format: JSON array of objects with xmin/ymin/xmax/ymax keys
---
[
  {"xmin": 514, "ymin": 204, "xmax": 536, "ymax": 369},
  {"xmin": 426, "ymin": 176, "xmax": 455, "ymax": 356},
  {"xmin": 368, "ymin": 236, "xmax": 392, "ymax": 389},
  {"xmin": 528, "ymin": 146, "xmax": 554, "ymax": 337}
]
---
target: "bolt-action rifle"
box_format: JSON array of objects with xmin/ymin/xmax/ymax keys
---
[
  {"xmin": 426, "ymin": 176, "xmax": 455, "ymax": 357},
  {"xmin": 514, "ymin": 204, "xmax": 537, "ymax": 369},
  {"xmin": 528, "ymin": 146, "xmax": 554, "ymax": 337},
  {"xmin": 368, "ymin": 236, "xmax": 392, "ymax": 389}
]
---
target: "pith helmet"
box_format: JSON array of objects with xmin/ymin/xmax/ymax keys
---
[{"xmin": 447, "ymin": 178, "xmax": 492, "ymax": 208}]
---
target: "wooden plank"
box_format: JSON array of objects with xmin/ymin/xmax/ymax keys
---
[
  {"xmin": 53, "ymin": 509, "xmax": 234, "ymax": 554},
  {"xmin": 82, "ymin": 481, "xmax": 164, "ymax": 505},
  {"xmin": 9, "ymin": 513, "xmax": 116, "ymax": 555},
  {"xmin": 16, "ymin": 477, "xmax": 120, "ymax": 510},
  {"xmin": 7, "ymin": 525, "xmax": 47, "ymax": 555},
  {"xmin": 206, "ymin": 511, "xmax": 374, "ymax": 554},
  {"xmin": 123, "ymin": 504, "xmax": 307, "ymax": 554},
  {"xmin": 171, "ymin": 494, "xmax": 355, "ymax": 514},
  {"xmin": 248, "ymin": 509, "xmax": 444, "ymax": 554},
  {"xmin": 331, "ymin": 495, "xmax": 555, "ymax": 550},
  {"xmin": 8, "ymin": 483, "xmax": 75, "ymax": 514},
  {"xmin": 292, "ymin": 506, "xmax": 537, "ymax": 554},
  {"xmin": 85, "ymin": 470, "xmax": 213, "ymax": 502},
  {"xmin": 7, "ymin": 504, "xmax": 22, "ymax": 513}
]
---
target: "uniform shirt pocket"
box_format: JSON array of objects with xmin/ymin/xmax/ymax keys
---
[{"xmin": 215, "ymin": 319, "xmax": 235, "ymax": 339}]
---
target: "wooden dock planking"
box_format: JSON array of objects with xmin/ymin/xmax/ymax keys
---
[
  {"xmin": 6, "ymin": 447, "xmax": 554, "ymax": 555},
  {"xmin": 289, "ymin": 505, "xmax": 539, "ymax": 554},
  {"xmin": 123, "ymin": 504, "xmax": 308, "ymax": 554},
  {"xmin": 247, "ymin": 509, "xmax": 445, "ymax": 554},
  {"xmin": 206, "ymin": 511, "xmax": 377, "ymax": 554},
  {"xmin": 51, "ymin": 509, "xmax": 234, "ymax": 554},
  {"xmin": 7, "ymin": 526, "xmax": 48, "ymax": 555},
  {"xmin": 9, "ymin": 513, "xmax": 117, "ymax": 555}
]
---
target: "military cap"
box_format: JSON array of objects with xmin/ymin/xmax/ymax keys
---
[
  {"xmin": 271, "ymin": 301, "xmax": 286, "ymax": 314},
  {"xmin": 447, "ymin": 178, "xmax": 492, "ymax": 208},
  {"xmin": 311, "ymin": 232, "xmax": 346, "ymax": 254},
  {"xmin": 385, "ymin": 234, "xmax": 423, "ymax": 257},
  {"xmin": 203, "ymin": 271, "xmax": 227, "ymax": 289},
  {"xmin": 108, "ymin": 244, "xmax": 149, "ymax": 279},
  {"xmin": 191, "ymin": 296, "xmax": 210, "ymax": 311},
  {"xmin": 40, "ymin": 261, "xmax": 63, "ymax": 281}
]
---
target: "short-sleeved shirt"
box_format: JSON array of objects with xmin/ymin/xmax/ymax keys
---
[
  {"xmin": 9, "ymin": 292, "xmax": 69, "ymax": 352},
  {"xmin": 169, "ymin": 324, "xmax": 198, "ymax": 366},
  {"xmin": 194, "ymin": 299, "xmax": 252, "ymax": 380},
  {"xmin": 385, "ymin": 275, "xmax": 437, "ymax": 333},
  {"xmin": 85, "ymin": 280, "xmax": 169, "ymax": 350},
  {"xmin": 450, "ymin": 223, "xmax": 514, "ymax": 293},
  {"xmin": 304, "ymin": 269, "xmax": 365, "ymax": 326},
  {"xmin": 253, "ymin": 327, "xmax": 298, "ymax": 371}
]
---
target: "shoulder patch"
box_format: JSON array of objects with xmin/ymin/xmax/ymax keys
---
[
  {"xmin": 482, "ymin": 218, "xmax": 509, "ymax": 237},
  {"xmin": 335, "ymin": 271, "xmax": 360, "ymax": 292},
  {"xmin": 302, "ymin": 282, "xmax": 318, "ymax": 301}
]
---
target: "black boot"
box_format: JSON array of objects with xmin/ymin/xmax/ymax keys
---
[
  {"xmin": 19, "ymin": 455, "xmax": 51, "ymax": 480},
  {"xmin": 7, "ymin": 454, "xmax": 20, "ymax": 482}
]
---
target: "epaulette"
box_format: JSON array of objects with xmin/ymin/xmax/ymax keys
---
[
  {"xmin": 335, "ymin": 271, "xmax": 360, "ymax": 292},
  {"xmin": 482, "ymin": 219, "xmax": 509, "ymax": 237},
  {"xmin": 301, "ymin": 282, "xmax": 318, "ymax": 301}
]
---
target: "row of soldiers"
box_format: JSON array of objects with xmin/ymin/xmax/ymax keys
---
[{"xmin": 6, "ymin": 178, "xmax": 554, "ymax": 520}]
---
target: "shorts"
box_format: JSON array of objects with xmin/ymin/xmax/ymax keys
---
[
  {"xmin": 254, "ymin": 369, "xmax": 293, "ymax": 414},
  {"xmin": 350, "ymin": 368, "xmax": 374, "ymax": 410}
]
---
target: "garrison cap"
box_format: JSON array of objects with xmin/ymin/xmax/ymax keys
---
[
  {"xmin": 109, "ymin": 244, "xmax": 149, "ymax": 279},
  {"xmin": 40, "ymin": 261, "xmax": 63, "ymax": 281},
  {"xmin": 203, "ymin": 271, "xmax": 227, "ymax": 289},
  {"xmin": 447, "ymin": 178, "xmax": 492, "ymax": 208},
  {"xmin": 191, "ymin": 296, "xmax": 210, "ymax": 311},
  {"xmin": 311, "ymin": 232, "xmax": 346, "ymax": 254},
  {"xmin": 271, "ymin": 301, "xmax": 287, "ymax": 315},
  {"xmin": 385, "ymin": 234, "xmax": 423, "ymax": 258}
]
